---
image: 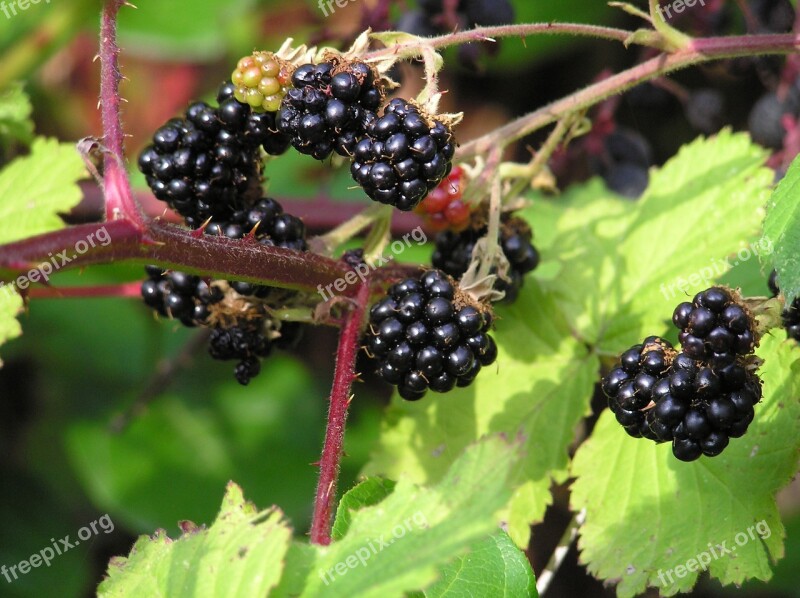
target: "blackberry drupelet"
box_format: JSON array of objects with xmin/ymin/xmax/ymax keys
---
[
  {"xmin": 672, "ymin": 287, "xmax": 757, "ymax": 368},
  {"xmin": 431, "ymin": 215, "xmax": 540, "ymax": 304},
  {"xmin": 362, "ymin": 269, "xmax": 496, "ymax": 400},
  {"xmin": 768, "ymin": 269, "xmax": 800, "ymax": 341},
  {"xmin": 140, "ymin": 266, "xmax": 223, "ymax": 327},
  {"xmin": 351, "ymin": 98, "xmax": 456, "ymax": 211},
  {"xmin": 277, "ymin": 60, "xmax": 383, "ymax": 160}
]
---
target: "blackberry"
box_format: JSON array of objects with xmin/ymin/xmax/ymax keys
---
[
  {"xmin": 230, "ymin": 52, "xmax": 293, "ymax": 113},
  {"xmin": 208, "ymin": 321, "xmax": 272, "ymax": 385},
  {"xmin": 351, "ymin": 98, "xmax": 456, "ymax": 211},
  {"xmin": 362, "ymin": 269, "xmax": 496, "ymax": 400},
  {"xmin": 277, "ymin": 60, "xmax": 383, "ymax": 160},
  {"xmin": 139, "ymin": 109, "xmax": 262, "ymax": 226},
  {"xmin": 431, "ymin": 215, "xmax": 539, "ymax": 304},
  {"xmin": 685, "ymin": 88, "xmax": 725, "ymax": 134},
  {"xmin": 415, "ymin": 165, "xmax": 471, "ymax": 231},
  {"xmin": 768, "ymin": 270, "xmax": 800, "ymax": 341},
  {"xmin": 602, "ymin": 338, "xmax": 763, "ymax": 461},
  {"xmin": 217, "ymin": 82, "xmax": 291, "ymax": 156},
  {"xmin": 748, "ymin": 92, "xmax": 788, "ymax": 150},
  {"xmin": 140, "ymin": 266, "xmax": 223, "ymax": 327},
  {"xmin": 672, "ymin": 287, "xmax": 757, "ymax": 367}
]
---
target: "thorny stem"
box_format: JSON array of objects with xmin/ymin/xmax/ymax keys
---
[
  {"xmin": 459, "ymin": 33, "xmax": 800, "ymax": 159},
  {"xmin": 26, "ymin": 282, "xmax": 142, "ymax": 299},
  {"xmin": 99, "ymin": 0, "xmax": 144, "ymax": 227},
  {"xmin": 309, "ymin": 282, "xmax": 370, "ymax": 545}
]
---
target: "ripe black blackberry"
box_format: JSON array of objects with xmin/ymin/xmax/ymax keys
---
[
  {"xmin": 362, "ymin": 269, "xmax": 497, "ymax": 400},
  {"xmin": 768, "ymin": 270, "xmax": 800, "ymax": 341},
  {"xmin": 208, "ymin": 321, "xmax": 272, "ymax": 385},
  {"xmin": 203, "ymin": 197, "xmax": 307, "ymax": 297},
  {"xmin": 276, "ymin": 61, "xmax": 383, "ymax": 160},
  {"xmin": 431, "ymin": 215, "xmax": 539, "ymax": 304},
  {"xmin": 672, "ymin": 287, "xmax": 757, "ymax": 368},
  {"xmin": 216, "ymin": 82, "xmax": 291, "ymax": 156},
  {"xmin": 602, "ymin": 338, "xmax": 763, "ymax": 462},
  {"xmin": 351, "ymin": 98, "xmax": 456, "ymax": 211},
  {"xmin": 140, "ymin": 266, "xmax": 223, "ymax": 327}
]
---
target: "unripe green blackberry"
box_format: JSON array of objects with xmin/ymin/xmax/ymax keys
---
[{"xmin": 231, "ymin": 51, "xmax": 294, "ymax": 113}]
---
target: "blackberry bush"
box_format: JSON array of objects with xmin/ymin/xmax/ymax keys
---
[
  {"xmin": 431, "ymin": 214, "xmax": 540, "ymax": 303},
  {"xmin": 277, "ymin": 60, "xmax": 383, "ymax": 160},
  {"xmin": 351, "ymin": 98, "xmax": 456, "ymax": 211},
  {"xmin": 361, "ymin": 269, "xmax": 497, "ymax": 401}
]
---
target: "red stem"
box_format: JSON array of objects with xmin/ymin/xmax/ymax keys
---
[
  {"xmin": 27, "ymin": 282, "xmax": 142, "ymax": 299},
  {"xmin": 309, "ymin": 282, "xmax": 370, "ymax": 545},
  {"xmin": 99, "ymin": 0, "xmax": 145, "ymax": 228}
]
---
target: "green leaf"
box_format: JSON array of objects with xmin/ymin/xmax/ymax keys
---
[
  {"xmin": 0, "ymin": 137, "xmax": 85, "ymax": 244},
  {"xmin": 365, "ymin": 282, "xmax": 598, "ymax": 547},
  {"xmin": 0, "ymin": 83, "xmax": 34, "ymax": 145},
  {"xmin": 533, "ymin": 130, "xmax": 772, "ymax": 355},
  {"xmin": 419, "ymin": 531, "xmax": 538, "ymax": 598},
  {"xmin": 762, "ymin": 152, "xmax": 800, "ymax": 303},
  {"xmin": 97, "ymin": 482, "xmax": 293, "ymax": 598},
  {"xmin": 0, "ymin": 286, "xmax": 23, "ymax": 363},
  {"xmin": 570, "ymin": 333, "xmax": 800, "ymax": 597},
  {"xmin": 301, "ymin": 435, "xmax": 522, "ymax": 597},
  {"xmin": 332, "ymin": 477, "xmax": 396, "ymax": 541}
]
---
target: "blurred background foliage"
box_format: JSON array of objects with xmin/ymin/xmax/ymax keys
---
[{"xmin": 1, "ymin": 0, "xmax": 800, "ymax": 596}]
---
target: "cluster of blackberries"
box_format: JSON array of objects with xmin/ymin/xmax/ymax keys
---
[
  {"xmin": 361, "ymin": 269, "xmax": 497, "ymax": 400},
  {"xmin": 768, "ymin": 270, "xmax": 800, "ymax": 341},
  {"xmin": 277, "ymin": 61, "xmax": 382, "ymax": 160},
  {"xmin": 139, "ymin": 83, "xmax": 289, "ymax": 228},
  {"xmin": 602, "ymin": 287, "xmax": 762, "ymax": 461},
  {"xmin": 672, "ymin": 287, "xmax": 756, "ymax": 367},
  {"xmin": 604, "ymin": 337, "xmax": 762, "ymax": 461},
  {"xmin": 208, "ymin": 321, "xmax": 303, "ymax": 385},
  {"xmin": 351, "ymin": 98, "xmax": 456, "ymax": 211},
  {"xmin": 140, "ymin": 266, "xmax": 223, "ymax": 327},
  {"xmin": 431, "ymin": 215, "xmax": 540, "ymax": 304}
]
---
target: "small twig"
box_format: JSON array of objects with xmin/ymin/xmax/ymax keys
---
[
  {"xmin": 536, "ymin": 509, "xmax": 587, "ymax": 596},
  {"xmin": 108, "ymin": 329, "xmax": 211, "ymax": 433},
  {"xmin": 309, "ymin": 282, "xmax": 370, "ymax": 545}
]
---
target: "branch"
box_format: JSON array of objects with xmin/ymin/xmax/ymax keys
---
[
  {"xmin": 458, "ymin": 33, "xmax": 800, "ymax": 159},
  {"xmin": 99, "ymin": 0, "xmax": 145, "ymax": 227},
  {"xmin": 365, "ymin": 22, "xmax": 638, "ymax": 62},
  {"xmin": 0, "ymin": 220, "xmax": 353, "ymax": 296},
  {"xmin": 309, "ymin": 282, "xmax": 370, "ymax": 545}
]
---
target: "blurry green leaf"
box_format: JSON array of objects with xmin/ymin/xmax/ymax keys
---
[
  {"xmin": 97, "ymin": 482, "xmax": 292, "ymax": 598},
  {"xmin": 66, "ymin": 355, "xmax": 328, "ymax": 534},
  {"xmin": 762, "ymin": 153, "xmax": 800, "ymax": 304},
  {"xmin": 570, "ymin": 333, "xmax": 800, "ymax": 597},
  {"xmin": 332, "ymin": 477, "xmax": 396, "ymax": 541},
  {"xmin": 419, "ymin": 531, "xmax": 537, "ymax": 598},
  {"xmin": 117, "ymin": 0, "xmax": 255, "ymax": 60},
  {"xmin": 0, "ymin": 83, "xmax": 33, "ymax": 145},
  {"xmin": 301, "ymin": 435, "xmax": 522, "ymax": 597},
  {"xmin": 0, "ymin": 137, "xmax": 85, "ymax": 244}
]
